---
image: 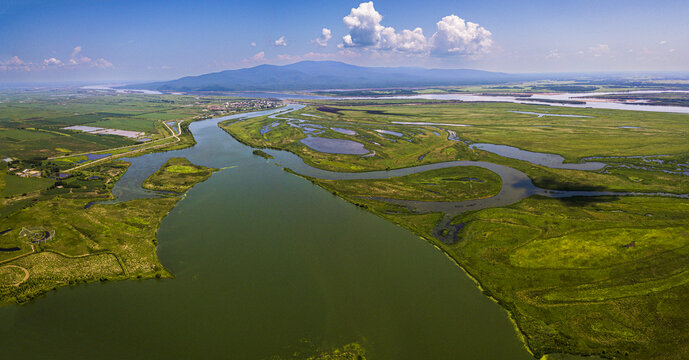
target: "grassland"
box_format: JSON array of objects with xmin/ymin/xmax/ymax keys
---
[
  {"xmin": 0, "ymin": 89, "xmax": 280, "ymax": 160},
  {"xmin": 222, "ymin": 102, "xmax": 689, "ymax": 194},
  {"xmin": 0, "ymin": 195, "xmax": 176, "ymax": 304},
  {"xmin": 222, "ymin": 100, "xmax": 689, "ymax": 359},
  {"xmin": 143, "ymin": 157, "xmax": 217, "ymax": 193},
  {"xmin": 268, "ymin": 340, "xmax": 366, "ymax": 360},
  {"xmin": 252, "ymin": 149, "xmax": 274, "ymax": 159},
  {"xmin": 315, "ymin": 166, "xmax": 501, "ymax": 202},
  {"xmin": 0, "ymin": 89, "xmax": 279, "ymax": 305},
  {"xmin": 443, "ymin": 196, "xmax": 689, "ymax": 359},
  {"xmin": 0, "ymin": 156, "xmax": 219, "ymax": 304}
]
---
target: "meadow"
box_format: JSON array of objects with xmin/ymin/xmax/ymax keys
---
[
  {"xmin": 0, "ymin": 90, "xmax": 247, "ymax": 159},
  {"xmin": 0, "ymin": 157, "xmax": 214, "ymax": 304},
  {"xmin": 222, "ymin": 99, "xmax": 689, "ymax": 359},
  {"xmin": 143, "ymin": 157, "xmax": 217, "ymax": 193}
]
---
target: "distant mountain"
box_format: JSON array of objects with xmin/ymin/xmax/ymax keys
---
[{"xmin": 126, "ymin": 61, "xmax": 519, "ymax": 92}]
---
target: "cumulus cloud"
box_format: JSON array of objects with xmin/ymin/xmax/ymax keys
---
[
  {"xmin": 659, "ymin": 40, "xmax": 667, "ymax": 45},
  {"xmin": 250, "ymin": 42, "xmax": 257, "ymax": 47},
  {"xmin": 340, "ymin": 1, "xmax": 492, "ymax": 56},
  {"xmin": 43, "ymin": 57, "xmax": 63, "ymax": 66},
  {"xmin": 0, "ymin": 56, "xmax": 30, "ymax": 71},
  {"xmin": 313, "ymin": 28, "xmax": 332, "ymax": 47},
  {"xmin": 250, "ymin": 51, "xmax": 266, "ymax": 61},
  {"xmin": 69, "ymin": 46, "xmax": 92, "ymax": 65},
  {"xmin": 588, "ymin": 44, "xmax": 611, "ymax": 57},
  {"xmin": 429, "ymin": 15, "xmax": 493, "ymax": 56},
  {"xmin": 1, "ymin": 47, "xmax": 113, "ymax": 72},
  {"xmin": 9, "ymin": 56, "xmax": 24, "ymax": 65},
  {"xmin": 92, "ymin": 58, "xmax": 113, "ymax": 69},
  {"xmin": 342, "ymin": 2, "xmax": 384, "ymax": 47},
  {"xmin": 546, "ymin": 49, "xmax": 561, "ymax": 59},
  {"xmin": 71, "ymin": 46, "xmax": 82, "ymax": 58},
  {"xmin": 277, "ymin": 49, "xmax": 361, "ymax": 63},
  {"xmin": 274, "ymin": 36, "xmax": 287, "ymax": 47}
]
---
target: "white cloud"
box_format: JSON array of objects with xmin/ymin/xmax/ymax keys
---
[
  {"xmin": 250, "ymin": 51, "xmax": 265, "ymax": 61},
  {"xmin": 277, "ymin": 50, "xmax": 361, "ymax": 63},
  {"xmin": 669, "ymin": 48, "xmax": 676, "ymax": 53},
  {"xmin": 250, "ymin": 42, "xmax": 257, "ymax": 47},
  {"xmin": 340, "ymin": 2, "xmax": 492, "ymax": 56},
  {"xmin": 588, "ymin": 44, "xmax": 611, "ymax": 57},
  {"xmin": 69, "ymin": 46, "xmax": 91, "ymax": 65},
  {"xmin": 313, "ymin": 28, "xmax": 332, "ymax": 47},
  {"xmin": 659, "ymin": 40, "xmax": 667, "ymax": 45},
  {"xmin": 274, "ymin": 36, "xmax": 287, "ymax": 47},
  {"xmin": 92, "ymin": 58, "xmax": 113, "ymax": 69},
  {"xmin": 342, "ymin": 2, "xmax": 384, "ymax": 47},
  {"xmin": 1, "ymin": 47, "xmax": 113, "ymax": 72},
  {"xmin": 43, "ymin": 57, "xmax": 63, "ymax": 66},
  {"xmin": 429, "ymin": 15, "xmax": 493, "ymax": 56},
  {"xmin": 9, "ymin": 56, "xmax": 24, "ymax": 65},
  {"xmin": 546, "ymin": 49, "xmax": 560, "ymax": 59},
  {"xmin": 71, "ymin": 46, "xmax": 82, "ymax": 58},
  {"xmin": 0, "ymin": 56, "xmax": 30, "ymax": 71}
]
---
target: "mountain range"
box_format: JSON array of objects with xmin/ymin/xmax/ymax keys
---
[{"xmin": 126, "ymin": 61, "xmax": 520, "ymax": 92}]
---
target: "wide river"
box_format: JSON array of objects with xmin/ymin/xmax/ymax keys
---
[{"xmin": 0, "ymin": 106, "xmax": 533, "ymax": 359}]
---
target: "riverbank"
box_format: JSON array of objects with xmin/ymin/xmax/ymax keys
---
[{"xmin": 219, "ymin": 101, "xmax": 689, "ymax": 359}]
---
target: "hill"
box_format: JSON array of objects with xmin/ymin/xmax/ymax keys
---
[{"xmin": 126, "ymin": 61, "xmax": 517, "ymax": 92}]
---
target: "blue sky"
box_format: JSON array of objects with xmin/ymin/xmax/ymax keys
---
[{"xmin": 1, "ymin": 0, "xmax": 687, "ymax": 82}]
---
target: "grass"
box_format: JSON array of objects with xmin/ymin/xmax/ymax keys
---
[
  {"xmin": 252, "ymin": 149, "xmax": 274, "ymax": 159},
  {"xmin": 0, "ymin": 196, "xmax": 176, "ymax": 304},
  {"xmin": 0, "ymin": 155, "xmax": 221, "ymax": 305},
  {"xmin": 440, "ymin": 196, "xmax": 689, "ymax": 359},
  {"xmin": 315, "ymin": 166, "xmax": 501, "ymax": 202},
  {"xmin": 268, "ymin": 340, "xmax": 366, "ymax": 360},
  {"xmin": 142, "ymin": 157, "xmax": 217, "ymax": 193},
  {"xmin": 0, "ymin": 90, "xmax": 266, "ymax": 160},
  {"xmin": 226, "ymin": 100, "xmax": 689, "ymax": 359},
  {"xmin": 1, "ymin": 173, "xmax": 54, "ymax": 197}
]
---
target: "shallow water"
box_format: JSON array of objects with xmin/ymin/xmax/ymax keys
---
[
  {"xmin": 300, "ymin": 136, "xmax": 369, "ymax": 155},
  {"xmin": 470, "ymin": 143, "xmax": 606, "ymax": 170},
  {"xmin": 331, "ymin": 127, "xmax": 357, "ymax": 135},
  {"xmin": 375, "ymin": 129, "xmax": 403, "ymax": 137},
  {"xmin": 0, "ymin": 105, "xmax": 534, "ymax": 359},
  {"xmin": 508, "ymin": 110, "xmax": 592, "ymax": 118}
]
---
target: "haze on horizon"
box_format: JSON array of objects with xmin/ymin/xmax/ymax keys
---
[{"xmin": 1, "ymin": 0, "xmax": 688, "ymax": 82}]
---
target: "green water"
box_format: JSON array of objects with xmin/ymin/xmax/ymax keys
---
[{"xmin": 0, "ymin": 107, "xmax": 532, "ymax": 359}]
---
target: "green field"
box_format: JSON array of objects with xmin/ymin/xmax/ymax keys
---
[
  {"xmin": 221, "ymin": 100, "xmax": 689, "ymax": 359},
  {"xmin": 0, "ymin": 156, "xmax": 220, "ymax": 305},
  {"xmin": 0, "ymin": 173, "xmax": 54, "ymax": 197},
  {"xmin": 316, "ymin": 166, "xmax": 501, "ymax": 202},
  {"xmin": 446, "ymin": 196, "xmax": 689, "ymax": 359},
  {"xmin": 142, "ymin": 157, "xmax": 217, "ymax": 193},
  {"xmin": 0, "ymin": 90, "xmax": 271, "ymax": 159}
]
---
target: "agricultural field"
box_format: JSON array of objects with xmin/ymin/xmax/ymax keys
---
[{"xmin": 0, "ymin": 89, "xmax": 280, "ymax": 160}]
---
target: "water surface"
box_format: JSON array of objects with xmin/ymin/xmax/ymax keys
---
[{"xmin": 0, "ymin": 105, "xmax": 532, "ymax": 360}]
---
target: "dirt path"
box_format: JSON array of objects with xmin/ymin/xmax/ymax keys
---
[{"xmin": 0, "ymin": 265, "xmax": 30, "ymax": 286}]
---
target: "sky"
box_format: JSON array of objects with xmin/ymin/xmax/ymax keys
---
[{"xmin": 0, "ymin": 0, "xmax": 688, "ymax": 82}]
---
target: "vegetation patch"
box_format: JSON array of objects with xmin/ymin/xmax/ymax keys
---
[
  {"xmin": 316, "ymin": 166, "xmax": 501, "ymax": 202},
  {"xmin": 446, "ymin": 196, "xmax": 689, "ymax": 359},
  {"xmin": 143, "ymin": 157, "xmax": 217, "ymax": 193}
]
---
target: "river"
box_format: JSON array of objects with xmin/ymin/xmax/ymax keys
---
[{"xmin": 0, "ymin": 105, "xmax": 534, "ymax": 359}]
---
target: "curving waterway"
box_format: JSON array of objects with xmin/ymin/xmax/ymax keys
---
[
  {"xmin": 0, "ymin": 105, "xmax": 534, "ymax": 360},
  {"xmin": 3, "ymin": 104, "xmax": 684, "ymax": 359}
]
